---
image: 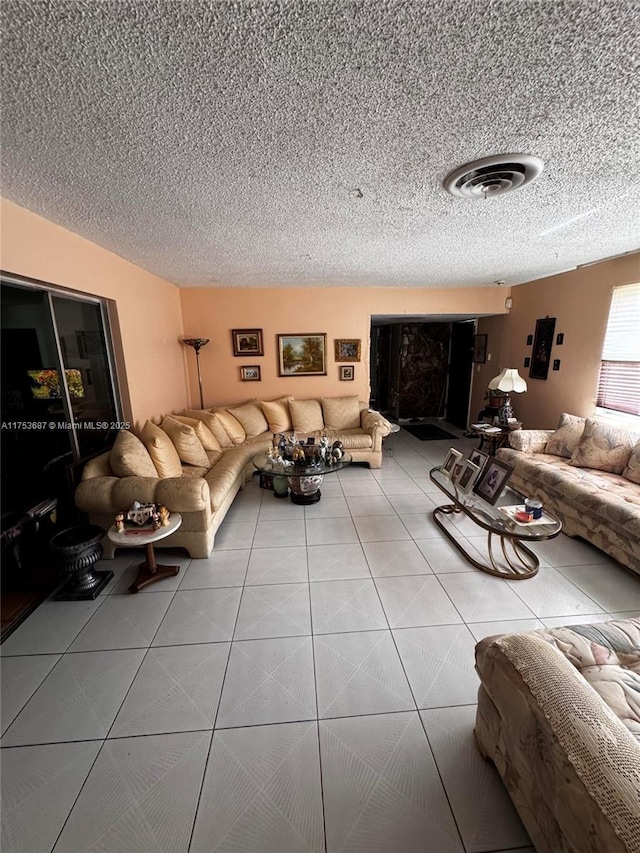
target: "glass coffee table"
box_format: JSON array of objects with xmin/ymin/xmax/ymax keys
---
[
  {"xmin": 429, "ymin": 466, "xmax": 562, "ymax": 578},
  {"xmin": 253, "ymin": 452, "xmax": 352, "ymax": 505}
]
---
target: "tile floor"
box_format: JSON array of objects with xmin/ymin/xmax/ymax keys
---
[{"xmin": 2, "ymin": 427, "xmax": 639, "ymax": 852}]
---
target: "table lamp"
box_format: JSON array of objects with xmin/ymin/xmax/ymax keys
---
[
  {"xmin": 488, "ymin": 368, "xmax": 527, "ymax": 426},
  {"xmin": 182, "ymin": 338, "xmax": 210, "ymax": 409}
]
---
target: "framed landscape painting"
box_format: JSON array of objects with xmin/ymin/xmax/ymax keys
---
[
  {"xmin": 277, "ymin": 334, "xmax": 327, "ymax": 376},
  {"xmin": 232, "ymin": 329, "xmax": 264, "ymax": 357}
]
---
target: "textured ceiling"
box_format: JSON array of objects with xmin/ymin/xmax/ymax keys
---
[{"xmin": 2, "ymin": 0, "xmax": 639, "ymax": 289}]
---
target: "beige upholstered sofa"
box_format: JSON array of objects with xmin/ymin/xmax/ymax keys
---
[
  {"xmin": 497, "ymin": 414, "xmax": 640, "ymax": 575},
  {"xmin": 475, "ymin": 618, "xmax": 640, "ymax": 853},
  {"xmin": 75, "ymin": 396, "xmax": 391, "ymax": 558}
]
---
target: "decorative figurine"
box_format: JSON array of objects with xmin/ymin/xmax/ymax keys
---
[
  {"xmin": 319, "ymin": 433, "xmax": 330, "ymax": 461},
  {"xmin": 331, "ymin": 440, "xmax": 344, "ymax": 463},
  {"xmin": 158, "ymin": 505, "xmax": 170, "ymax": 526},
  {"xmin": 152, "ymin": 511, "xmax": 161, "ymax": 530},
  {"xmin": 115, "ymin": 512, "xmax": 125, "ymax": 532}
]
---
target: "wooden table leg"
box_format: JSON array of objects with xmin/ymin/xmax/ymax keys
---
[{"xmin": 129, "ymin": 542, "xmax": 180, "ymax": 593}]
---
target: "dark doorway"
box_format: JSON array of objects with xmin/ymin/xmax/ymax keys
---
[{"xmin": 445, "ymin": 321, "xmax": 475, "ymax": 429}]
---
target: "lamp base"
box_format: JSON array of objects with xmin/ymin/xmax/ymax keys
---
[{"xmin": 498, "ymin": 397, "xmax": 514, "ymax": 426}]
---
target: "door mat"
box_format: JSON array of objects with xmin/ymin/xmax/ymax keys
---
[{"xmin": 402, "ymin": 424, "xmax": 459, "ymax": 441}]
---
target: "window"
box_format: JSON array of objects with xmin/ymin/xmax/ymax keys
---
[{"xmin": 596, "ymin": 283, "xmax": 640, "ymax": 417}]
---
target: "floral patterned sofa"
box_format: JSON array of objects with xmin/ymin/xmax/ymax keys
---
[
  {"xmin": 475, "ymin": 618, "xmax": 640, "ymax": 853},
  {"xmin": 497, "ymin": 414, "xmax": 640, "ymax": 575}
]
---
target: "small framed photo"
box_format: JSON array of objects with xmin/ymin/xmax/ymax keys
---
[
  {"xmin": 454, "ymin": 459, "xmax": 481, "ymax": 493},
  {"xmin": 240, "ymin": 365, "xmax": 261, "ymax": 381},
  {"xmin": 340, "ymin": 365, "xmax": 354, "ymax": 381},
  {"xmin": 232, "ymin": 329, "xmax": 264, "ymax": 357},
  {"xmin": 473, "ymin": 457, "xmax": 514, "ymax": 505},
  {"xmin": 468, "ymin": 448, "xmax": 489, "ymax": 474},
  {"xmin": 473, "ymin": 334, "xmax": 487, "ymax": 364},
  {"xmin": 334, "ymin": 339, "xmax": 361, "ymax": 362},
  {"xmin": 441, "ymin": 448, "xmax": 463, "ymax": 478}
]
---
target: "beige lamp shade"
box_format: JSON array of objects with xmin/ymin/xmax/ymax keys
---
[{"xmin": 488, "ymin": 368, "xmax": 527, "ymax": 393}]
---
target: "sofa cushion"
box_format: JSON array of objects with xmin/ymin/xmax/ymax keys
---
[
  {"xmin": 212, "ymin": 408, "xmax": 246, "ymax": 444},
  {"xmin": 290, "ymin": 399, "xmax": 324, "ymax": 434},
  {"xmin": 322, "ymin": 395, "xmax": 361, "ymax": 430},
  {"xmin": 623, "ymin": 442, "xmax": 640, "ymax": 486},
  {"xmin": 324, "ymin": 428, "xmax": 373, "ymax": 449},
  {"xmin": 570, "ymin": 418, "xmax": 640, "ymax": 474},
  {"xmin": 161, "ymin": 416, "xmax": 210, "ymax": 468},
  {"xmin": 171, "ymin": 414, "xmax": 221, "ymax": 452},
  {"xmin": 204, "ymin": 448, "xmax": 248, "ymax": 511},
  {"xmin": 140, "ymin": 420, "xmax": 183, "ymax": 479},
  {"xmin": 205, "ymin": 449, "xmax": 224, "ymax": 467},
  {"xmin": 227, "ymin": 401, "xmax": 269, "ymax": 439},
  {"xmin": 261, "ymin": 397, "xmax": 293, "ymax": 433},
  {"xmin": 546, "ymin": 413, "xmax": 586, "ymax": 458},
  {"xmin": 181, "ymin": 409, "xmax": 234, "ymax": 448},
  {"xmin": 109, "ymin": 430, "xmax": 158, "ymax": 478}
]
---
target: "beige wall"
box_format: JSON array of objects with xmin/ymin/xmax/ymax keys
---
[
  {"xmin": 472, "ymin": 253, "xmax": 640, "ymax": 429},
  {"xmin": 1, "ymin": 198, "xmax": 188, "ymax": 429},
  {"xmin": 180, "ymin": 287, "xmax": 508, "ymax": 407}
]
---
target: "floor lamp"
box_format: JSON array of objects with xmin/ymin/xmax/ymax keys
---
[{"xmin": 182, "ymin": 338, "xmax": 210, "ymax": 409}]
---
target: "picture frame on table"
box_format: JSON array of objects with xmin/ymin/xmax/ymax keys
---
[
  {"xmin": 454, "ymin": 459, "xmax": 482, "ymax": 494},
  {"xmin": 240, "ymin": 365, "xmax": 261, "ymax": 381},
  {"xmin": 441, "ymin": 448, "xmax": 463, "ymax": 478},
  {"xmin": 340, "ymin": 365, "xmax": 354, "ymax": 381},
  {"xmin": 232, "ymin": 329, "xmax": 264, "ymax": 357},
  {"xmin": 473, "ymin": 457, "xmax": 514, "ymax": 505},
  {"xmin": 334, "ymin": 339, "xmax": 362, "ymax": 362},
  {"xmin": 468, "ymin": 447, "xmax": 490, "ymax": 474},
  {"xmin": 277, "ymin": 333, "xmax": 327, "ymax": 376}
]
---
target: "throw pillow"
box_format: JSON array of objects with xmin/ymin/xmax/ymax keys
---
[
  {"xmin": 622, "ymin": 441, "xmax": 640, "ymax": 485},
  {"xmin": 212, "ymin": 408, "xmax": 246, "ymax": 444},
  {"xmin": 227, "ymin": 401, "xmax": 269, "ymax": 439},
  {"xmin": 110, "ymin": 430, "xmax": 158, "ymax": 478},
  {"xmin": 161, "ymin": 416, "xmax": 210, "ymax": 467},
  {"xmin": 181, "ymin": 409, "xmax": 233, "ymax": 448},
  {"xmin": 545, "ymin": 413, "xmax": 586, "ymax": 458},
  {"xmin": 172, "ymin": 414, "xmax": 221, "ymax": 452},
  {"xmin": 569, "ymin": 418, "xmax": 640, "ymax": 474},
  {"xmin": 322, "ymin": 395, "xmax": 361, "ymax": 430},
  {"xmin": 261, "ymin": 397, "xmax": 293, "ymax": 433},
  {"xmin": 289, "ymin": 398, "xmax": 324, "ymax": 434},
  {"xmin": 140, "ymin": 420, "xmax": 183, "ymax": 478}
]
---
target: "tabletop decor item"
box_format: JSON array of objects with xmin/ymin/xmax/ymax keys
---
[
  {"xmin": 231, "ymin": 329, "xmax": 263, "ymax": 356},
  {"xmin": 473, "ymin": 457, "xmax": 514, "ymax": 505},
  {"xmin": 278, "ymin": 333, "xmax": 326, "ymax": 376},
  {"xmin": 442, "ymin": 447, "xmax": 463, "ymax": 477},
  {"xmin": 454, "ymin": 459, "xmax": 482, "ymax": 493},
  {"xmin": 334, "ymin": 339, "xmax": 361, "ymax": 362}
]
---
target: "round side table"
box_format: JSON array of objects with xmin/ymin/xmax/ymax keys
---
[{"xmin": 107, "ymin": 513, "xmax": 183, "ymax": 593}]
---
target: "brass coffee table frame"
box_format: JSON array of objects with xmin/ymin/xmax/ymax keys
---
[{"xmin": 429, "ymin": 466, "xmax": 562, "ymax": 579}]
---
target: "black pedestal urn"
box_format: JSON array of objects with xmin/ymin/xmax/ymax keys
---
[{"xmin": 49, "ymin": 524, "xmax": 113, "ymax": 600}]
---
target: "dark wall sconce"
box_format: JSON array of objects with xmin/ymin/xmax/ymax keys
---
[
  {"xmin": 553, "ymin": 359, "xmax": 561, "ymax": 371},
  {"xmin": 524, "ymin": 357, "xmax": 531, "ymax": 368},
  {"xmin": 526, "ymin": 334, "xmax": 533, "ymax": 345},
  {"xmin": 556, "ymin": 333, "xmax": 564, "ymax": 345}
]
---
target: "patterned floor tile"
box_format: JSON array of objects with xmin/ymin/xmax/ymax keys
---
[
  {"xmin": 314, "ymin": 630, "xmax": 415, "ymax": 718},
  {"xmin": 319, "ymin": 712, "xmax": 463, "ymax": 852},
  {"xmin": 345, "ymin": 495, "xmax": 395, "ymax": 516},
  {"xmin": 109, "ymin": 642, "xmax": 230, "ymax": 737},
  {"xmin": 352, "ymin": 515, "xmax": 411, "ymax": 542},
  {"xmin": 375, "ymin": 575, "xmax": 462, "ymax": 628},
  {"xmin": 216, "ymin": 636, "xmax": 316, "ymax": 728},
  {"xmin": 253, "ymin": 520, "xmax": 306, "ymax": 548},
  {"xmin": 309, "ymin": 579, "xmax": 388, "ymax": 634},
  {"xmin": 438, "ymin": 573, "xmax": 535, "ymax": 622},
  {"xmin": 53, "ymin": 731, "xmax": 210, "ymax": 852},
  {"xmin": 505, "ymin": 566, "xmax": 603, "ymax": 618},
  {"xmin": 1, "ymin": 654, "xmax": 61, "ymax": 735},
  {"xmin": 245, "ymin": 546, "xmax": 309, "ymax": 585},
  {"xmin": 191, "ymin": 722, "xmax": 324, "ymax": 852},
  {"xmin": 362, "ymin": 539, "xmax": 433, "ymax": 578},
  {"xmin": 68, "ymin": 592, "xmax": 173, "ymax": 651},
  {"xmin": 234, "ymin": 583, "xmax": 311, "ymax": 639},
  {"xmin": 306, "ymin": 517, "xmax": 359, "ymax": 546},
  {"xmin": 554, "ymin": 562, "xmax": 640, "ymax": 612},
  {"xmin": 307, "ymin": 543, "xmax": 371, "ymax": 581},
  {"xmin": 178, "ymin": 549, "xmax": 250, "ymax": 589},
  {"xmin": 0, "ymin": 599, "xmax": 105, "ymax": 656},
  {"xmin": 152, "ymin": 588, "xmax": 241, "ymax": 646}
]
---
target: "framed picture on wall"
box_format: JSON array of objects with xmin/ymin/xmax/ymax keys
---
[
  {"xmin": 232, "ymin": 329, "xmax": 264, "ymax": 357},
  {"xmin": 340, "ymin": 365, "xmax": 354, "ymax": 381},
  {"xmin": 277, "ymin": 334, "xmax": 327, "ymax": 376},
  {"xmin": 240, "ymin": 365, "xmax": 261, "ymax": 381},
  {"xmin": 334, "ymin": 339, "xmax": 361, "ymax": 362},
  {"xmin": 529, "ymin": 317, "xmax": 556, "ymax": 380},
  {"xmin": 473, "ymin": 334, "xmax": 487, "ymax": 364}
]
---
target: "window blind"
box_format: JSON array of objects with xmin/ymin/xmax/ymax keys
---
[{"xmin": 596, "ymin": 282, "xmax": 640, "ymax": 416}]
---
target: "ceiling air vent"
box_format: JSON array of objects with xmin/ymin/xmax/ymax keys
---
[{"xmin": 444, "ymin": 154, "xmax": 544, "ymax": 199}]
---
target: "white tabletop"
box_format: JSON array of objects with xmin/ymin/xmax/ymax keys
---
[{"xmin": 107, "ymin": 513, "xmax": 182, "ymax": 546}]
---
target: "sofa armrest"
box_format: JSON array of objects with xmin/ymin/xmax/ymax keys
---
[
  {"xmin": 360, "ymin": 410, "xmax": 392, "ymax": 449},
  {"xmin": 508, "ymin": 429, "xmax": 554, "ymax": 454},
  {"xmin": 75, "ymin": 475, "xmax": 210, "ymax": 514}
]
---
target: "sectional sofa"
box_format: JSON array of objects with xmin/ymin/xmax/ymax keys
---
[
  {"xmin": 74, "ymin": 395, "xmax": 391, "ymax": 558},
  {"xmin": 497, "ymin": 414, "xmax": 640, "ymax": 575},
  {"xmin": 475, "ymin": 618, "xmax": 640, "ymax": 853}
]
